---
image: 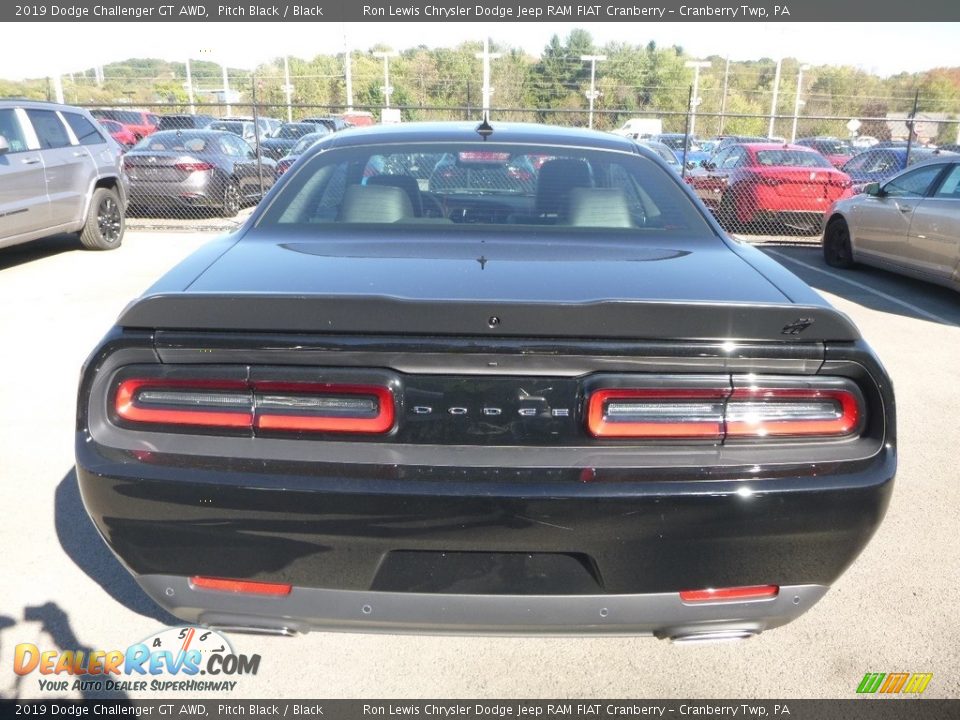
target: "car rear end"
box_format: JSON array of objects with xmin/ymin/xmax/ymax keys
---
[
  {"xmin": 125, "ymin": 133, "xmax": 227, "ymax": 210},
  {"xmin": 75, "ymin": 127, "xmax": 895, "ymax": 641}
]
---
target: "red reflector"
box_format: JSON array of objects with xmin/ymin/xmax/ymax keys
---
[
  {"xmin": 174, "ymin": 161, "xmax": 215, "ymax": 172},
  {"xmin": 253, "ymin": 383, "xmax": 395, "ymax": 434},
  {"xmin": 115, "ymin": 379, "xmax": 252, "ymax": 428},
  {"xmin": 586, "ymin": 388, "xmax": 727, "ymax": 439},
  {"xmin": 190, "ymin": 576, "xmax": 292, "ymax": 596},
  {"xmin": 679, "ymin": 585, "xmax": 779, "ymax": 603}
]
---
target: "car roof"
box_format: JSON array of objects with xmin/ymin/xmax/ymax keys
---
[
  {"xmin": 0, "ymin": 98, "xmax": 95, "ymax": 113},
  {"xmin": 320, "ymin": 121, "xmax": 641, "ymax": 152},
  {"xmin": 738, "ymin": 143, "xmax": 815, "ymax": 151}
]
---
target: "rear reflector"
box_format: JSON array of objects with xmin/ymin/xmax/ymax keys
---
[
  {"xmin": 114, "ymin": 378, "xmax": 395, "ymax": 434},
  {"xmin": 587, "ymin": 384, "xmax": 861, "ymax": 440},
  {"xmin": 190, "ymin": 576, "xmax": 292, "ymax": 596},
  {"xmin": 679, "ymin": 585, "xmax": 779, "ymax": 603}
]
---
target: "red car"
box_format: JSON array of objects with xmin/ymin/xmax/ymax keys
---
[
  {"xmin": 686, "ymin": 143, "xmax": 853, "ymax": 231},
  {"xmin": 97, "ymin": 119, "xmax": 137, "ymax": 148},
  {"xmin": 90, "ymin": 109, "xmax": 158, "ymax": 141}
]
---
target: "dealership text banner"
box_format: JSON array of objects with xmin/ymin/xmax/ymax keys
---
[{"xmin": 5, "ymin": 0, "xmax": 960, "ymax": 22}]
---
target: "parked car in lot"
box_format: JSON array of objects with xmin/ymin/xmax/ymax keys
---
[
  {"xmin": 637, "ymin": 139, "xmax": 683, "ymax": 174},
  {"xmin": 686, "ymin": 143, "xmax": 853, "ymax": 231},
  {"xmin": 76, "ymin": 122, "xmax": 895, "ymax": 640},
  {"xmin": 841, "ymin": 147, "xmax": 954, "ymax": 193},
  {"xmin": 208, "ymin": 119, "xmax": 259, "ymax": 148},
  {"xmin": 157, "ymin": 114, "xmax": 215, "ymax": 131},
  {"xmin": 0, "ymin": 99, "xmax": 127, "ymax": 251},
  {"xmin": 259, "ymin": 122, "xmax": 331, "ymax": 160},
  {"xmin": 300, "ymin": 115, "xmax": 352, "ymax": 133},
  {"xmin": 795, "ymin": 137, "xmax": 853, "ymax": 169},
  {"xmin": 823, "ymin": 156, "xmax": 960, "ymax": 289},
  {"xmin": 90, "ymin": 109, "xmax": 158, "ymax": 141},
  {"xmin": 124, "ymin": 129, "xmax": 276, "ymax": 217},
  {"xmin": 611, "ymin": 118, "xmax": 662, "ymax": 139},
  {"xmin": 96, "ymin": 118, "xmax": 137, "ymax": 148},
  {"xmin": 274, "ymin": 131, "xmax": 329, "ymax": 177}
]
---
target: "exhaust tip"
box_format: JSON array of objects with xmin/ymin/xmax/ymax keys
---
[{"xmin": 670, "ymin": 630, "xmax": 758, "ymax": 645}]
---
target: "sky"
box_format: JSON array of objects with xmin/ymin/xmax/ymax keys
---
[{"xmin": 1, "ymin": 22, "xmax": 958, "ymax": 80}]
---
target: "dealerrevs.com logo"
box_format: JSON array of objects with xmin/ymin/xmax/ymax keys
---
[{"xmin": 14, "ymin": 627, "xmax": 260, "ymax": 693}]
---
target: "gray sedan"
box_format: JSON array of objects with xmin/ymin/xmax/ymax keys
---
[
  {"xmin": 125, "ymin": 130, "xmax": 276, "ymax": 217},
  {"xmin": 823, "ymin": 156, "xmax": 960, "ymax": 290}
]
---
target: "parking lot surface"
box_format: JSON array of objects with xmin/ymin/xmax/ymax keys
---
[{"xmin": 1, "ymin": 231, "xmax": 957, "ymax": 699}]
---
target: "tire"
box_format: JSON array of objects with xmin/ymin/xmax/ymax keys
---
[
  {"xmin": 221, "ymin": 179, "xmax": 241, "ymax": 218},
  {"xmin": 79, "ymin": 187, "xmax": 125, "ymax": 250},
  {"xmin": 823, "ymin": 218, "xmax": 855, "ymax": 269}
]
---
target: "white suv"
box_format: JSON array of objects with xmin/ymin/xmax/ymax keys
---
[{"xmin": 0, "ymin": 99, "xmax": 129, "ymax": 251}]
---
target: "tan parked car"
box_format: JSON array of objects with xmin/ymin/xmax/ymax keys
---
[{"xmin": 822, "ymin": 156, "xmax": 960, "ymax": 290}]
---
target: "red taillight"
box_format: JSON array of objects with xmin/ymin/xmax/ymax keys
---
[
  {"xmin": 174, "ymin": 161, "xmax": 215, "ymax": 172},
  {"xmin": 115, "ymin": 379, "xmax": 252, "ymax": 428},
  {"xmin": 586, "ymin": 382, "xmax": 862, "ymax": 440},
  {"xmin": 190, "ymin": 576, "xmax": 292, "ymax": 596},
  {"xmin": 114, "ymin": 378, "xmax": 395, "ymax": 435},
  {"xmin": 587, "ymin": 388, "xmax": 727, "ymax": 439},
  {"xmin": 725, "ymin": 387, "xmax": 859, "ymax": 438},
  {"xmin": 254, "ymin": 383, "xmax": 395, "ymax": 434},
  {"xmin": 276, "ymin": 159, "xmax": 294, "ymax": 176},
  {"xmin": 680, "ymin": 585, "xmax": 779, "ymax": 603}
]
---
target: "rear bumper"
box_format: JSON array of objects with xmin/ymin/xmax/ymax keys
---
[{"xmin": 137, "ymin": 574, "xmax": 828, "ymax": 640}]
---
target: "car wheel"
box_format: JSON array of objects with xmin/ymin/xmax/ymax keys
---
[
  {"xmin": 221, "ymin": 180, "xmax": 241, "ymax": 218},
  {"xmin": 79, "ymin": 187, "xmax": 125, "ymax": 250},
  {"xmin": 824, "ymin": 218, "xmax": 855, "ymax": 269}
]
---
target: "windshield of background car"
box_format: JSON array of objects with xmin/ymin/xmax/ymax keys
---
[
  {"xmin": 257, "ymin": 143, "xmax": 713, "ymax": 235},
  {"xmin": 755, "ymin": 149, "xmax": 833, "ymax": 168},
  {"xmin": 133, "ymin": 131, "xmax": 209, "ymax": 153}
]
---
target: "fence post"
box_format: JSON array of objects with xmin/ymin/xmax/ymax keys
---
[
  {"xmin": 681, "ymin": 86, "xmax": 692, "ymax": 179},
  {"xmin": 251, "ymin": 74, "xmax": 265, "ymax": 199},
  {"xmin": 904, "ymin": 90, "xmax": 919, "ymax": 166}
]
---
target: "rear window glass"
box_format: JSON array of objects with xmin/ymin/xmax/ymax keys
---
[
  {"xmin": 134, "ymin": 131, "xmax": 208, "ymax": 152},
  {"xmin": 259, "ymin": 143, "xmax": 713, "ymax": 234},
  {"xmin": 63, "ymin": 112, "xmax": 106, "ymax": 146},
  {"xmin": 0, "ymin": 109, "xmax": 29, "ymax": 152},
  {"xmin": 755, "ymin": 150, "xmax": 833, "ymax": 168},
  {"xmin": 26, "ymin": 109, "xmax": 71, "ymax": 149}
]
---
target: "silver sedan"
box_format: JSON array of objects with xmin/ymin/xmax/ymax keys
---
[{"xmin": 822, "ymin": 156, "xmax": 960, "ymax": 290}]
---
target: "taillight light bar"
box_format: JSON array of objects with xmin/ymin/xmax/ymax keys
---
[
  {"xmin": 587, "ymin": 388, "xmax": 727, "ymax": 440},
  {"xmin": 114, "ymin": 378, "xmax": 395, "ymax": 434},
  {"xmin": 587, "ymin": 382, "xmax": 862, "ymax": 440}
]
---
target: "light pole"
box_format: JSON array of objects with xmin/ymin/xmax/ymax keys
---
[
  {"xmin": 580, "ymin": 54, "xmax": 606, "ymax": 129},
  {"xmin": 282, "ymin": 56, "xmax": 293, "ymax": 122},
  {"xmin": 474, "ymin": 38, "xmax": 501, "ymax": 119},
  {"xmin": 344, "ymin": 31, "xmax": 353, "ymax": 112},
  {"xmin": 790, "ymin": 64, "xmax": 810, "ymax": 143},
  {"xmin": 185, "ymin": 58, "xmax": 195, "ymax": 114},
  {"xmin": 684, "ymin": 61, "xmax": 711, "ymax": 137},
  {"xmin": 768, "ymin": 56, "xmax": 783, "ymax": 138},
  {"xmin": 372, "ymin": 50, "xmax": 399, "ymax": 109}
]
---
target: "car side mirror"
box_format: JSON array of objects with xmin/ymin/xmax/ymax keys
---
[
  {"xmin": 864, "ymin": 182, "xmax": 882, "ymax": 196},
  {"xmin": 0, "ymin": 135, "xmax": 9, "ymax": 155}
]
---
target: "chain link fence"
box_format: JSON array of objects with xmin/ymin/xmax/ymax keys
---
[{"xmin": 89, "ymin": 99, "xmax": 959, "ymax": 239}]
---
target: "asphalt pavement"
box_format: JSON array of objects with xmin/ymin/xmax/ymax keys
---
[{"xmin": 1, "ymin": 231, "xmax": 957, "ymax": 700}]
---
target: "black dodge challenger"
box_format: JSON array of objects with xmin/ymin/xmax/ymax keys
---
[{"xmin": 76, "ymin": 122, "xmax": 895, "ymax": 642}]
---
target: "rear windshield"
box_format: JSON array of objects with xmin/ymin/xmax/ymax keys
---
[
  {"xmin": 210, "ymin": 122, "xmax": 244, "ymax": 134},
  {"xmin": 755, "ymin": 150, "xmax": 833, "ymax": 168},
  {"xmin": 258, "ymin": 142, "xmax": 713, "ymax": 234},
  {"xmin": 133, "ymin": 131, "xmax": 209, "ymax": 153},
  {"xmin": 276, "ymin": 123, "xmax": 323, "ymax": 139},
  {"xmin": 290, "ymin": 133, "xmax": 328, "ymax": 154},
  {"xmin": 811, "ymin": 140, "xmax": 851, "ymax": 155}
]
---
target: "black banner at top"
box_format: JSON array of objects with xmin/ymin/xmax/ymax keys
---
[{"xmin": 4, "ymin": 0, "xmax": 960, "ymax": 23}]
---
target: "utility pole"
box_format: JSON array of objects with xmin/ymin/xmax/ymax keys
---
[
  {"xmin": 283, "ymin": 55, "xmax": 293, "ymax": 122},
  {"xmin": 768, "ymin": 57, "xmax": 783, "ymax": 138},
  {"xmin": 790, "ymin": 64, "xmax": 810, "ymax": 143},
  {"xmin": 684, "ymin": 60, "xmax": 711, "ymax": 137},
  {"xmin": 474, "ymin": 37, "xmax": 501, "ymax": 119},
  {"xmin": 718, "ymin": 56, "xmax": 730, "ymax": 135},
  {"xmin": 580, "ymin": 54, "xmax": 607, "ymax": 129},
  {"xmin": 221, "ymin": 61, "xmax": 231, "ymax": 114},
  {"xmin": 185, "ymin": 58, "xmax": 196, "ymax": 114},
  {"xmin": 344, "ymin": 30, "xmax": 353, "ymax": 111},
  {"xmin": 52, "ymin": 73, "xmax": 64, "ymax": 104},
  {"xmin": 373, "ymin": 50, "xmax": 399, "ymax": 108}
]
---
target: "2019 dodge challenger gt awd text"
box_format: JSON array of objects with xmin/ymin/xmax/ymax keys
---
[{"xmin": 76, "ymin": 122, "xmax": 896, "ymax": 643}]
